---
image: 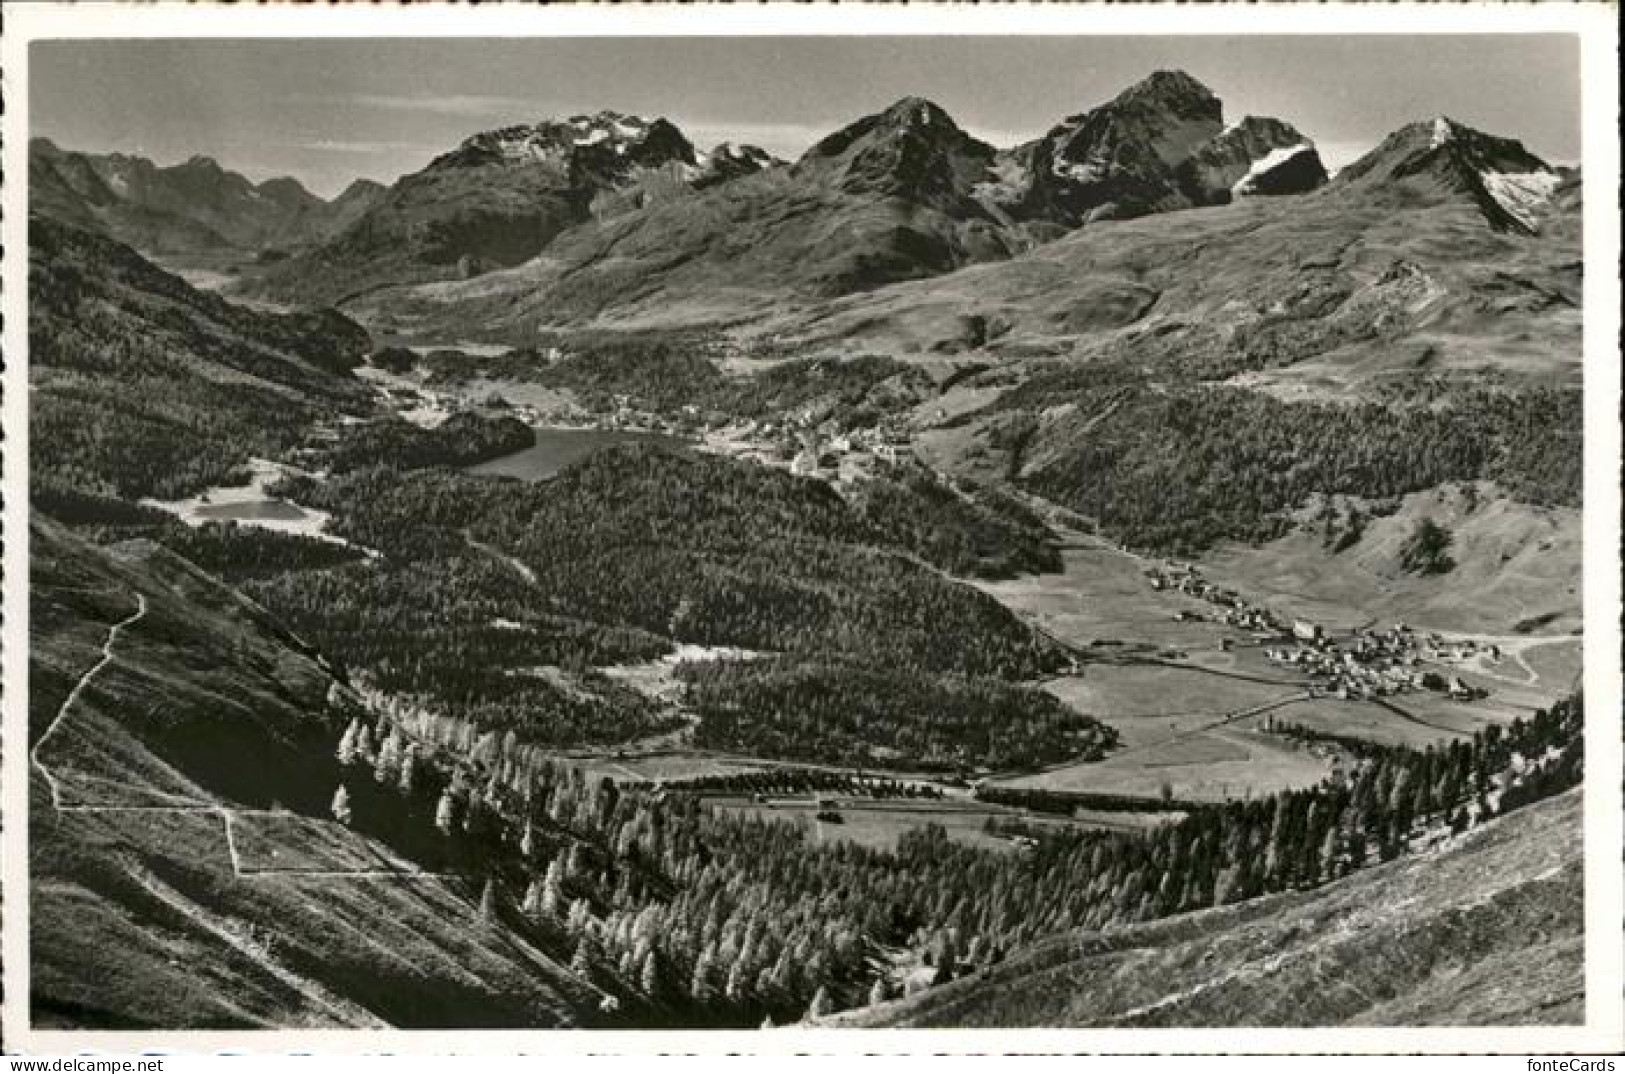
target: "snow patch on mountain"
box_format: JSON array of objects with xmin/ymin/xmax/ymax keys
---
[
  {"xmin": 1232, "ymin": 144, "xmax": 1316, "ymax": 194},
  {"xmin": 1480, "ymin": 168, "xmax": 1560, "ymax": 231}
]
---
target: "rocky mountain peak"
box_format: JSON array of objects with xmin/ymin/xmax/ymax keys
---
[
  {"xmin": 1336, "ymin": 116, "xmax": 1559, "ymax": 233},
  {"xmin": 797, "ymin": 96, "xmax": 995, "ymax": 206},
  {"xmin": 1112, "ymin": 69, "xmax": 1223, "ymax": 118},
  {"xmin": 446, "ymin": 111, "xmax": 697, "ymax": 171}
]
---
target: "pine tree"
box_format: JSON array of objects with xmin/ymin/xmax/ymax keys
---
[
  {"xmin": 397, "ymin": 745, "xmax": 417, "ymax": 796},
  {"xmin": 353, "ymin": 723, "xmax": 376, "ymax": 764},
  {"xmin": 479, "ymin": 878, "xmax": 500, "ymax": 924},
  {"xmin": 640, "ymin": 950, "xmax": 663, "ymax": 998},
  {"xmin": 724, "ymin": 959, "xmax": 749, "ymax": 1006},
  {"xmin": 567, "ymin": 897, "xmax": 593, "ymax": 937},
  {"xmin": 434, "ymin": 790, "xmax": 457, "ymax": 835},
  {"xmin": 331, "ymin": 784, "xmax": 352, "ymax": 826},
  {"xmin": 373, "ymin": 727, "xmax": 400, "ymax": 785},
  {"xmin": 571, "ymin": 931, "xmax": 599, "ymax": 979},
  {"xmin": 335, "ymin": 719, "xmax": 360, "ymax": 766},
  {"xmin": 541, "ymin": 882, "xmax": 564, "ymax": 921},
  {"xmin": 522, "ymin": 878, "xmax": 545, "ymax": 917},
  {"xmin": 690, "ymin": 943, "xmax": 717, "ymax": 1003},
  {"xmin": 806, "ymin": 985, "xmax": 833, "ymax": 1021}
]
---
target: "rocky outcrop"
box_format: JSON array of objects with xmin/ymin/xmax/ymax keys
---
[
  {"xmin": 1179, "ymin": 116, "xmax": 1328, "ymax": 202},
  {"xmin": 992, "ymin": 72, "xmax": 1326, "ymax": 226}
]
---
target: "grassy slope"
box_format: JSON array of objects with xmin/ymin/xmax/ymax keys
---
[
  {"xmin": 836, "ymin": 787, "xmax": 1582, "ymax": 1028},
  {"xmin": 760, "ymin": 179, "xmax": 1580, "ymax": 390},
  {"xmin": 29, "ymin": 516, "xmax": 598, "ymax": 1029},
  {"xmin": 1202, "ymin": 483, "xmax": 1582, "ymax": 637}
]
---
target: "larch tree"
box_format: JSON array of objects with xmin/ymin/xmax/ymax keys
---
[
  {"xmin": 805, "ymin": 985, "xmax": 834, "ymax": 1021},
  {"xmin": 331, "ymin": 784, "xmax": 353, "ymax": 826},
  {"xmin": 434, "ymin": 789, "xmax": 457, "ymax": 835},
  {"xmin": 479, "ymin": 877, "xmax": 500, "ymax": 924},
  {"xmin": 397, "ymin": 744, "xmax": 417, "ymax": 796},
  {"xmin": 640, "ymin": 950, "xmax": 663, "ymax": 998},
  {"xmin": 335, "ymin": 719, "xmax": 360, "ymax": 766},
  {"xmin": 373, "ymin": 727, "xmax": 400, "ymax": 784}
]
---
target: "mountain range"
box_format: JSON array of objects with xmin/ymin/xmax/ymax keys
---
[
  {"xmin": 29, "ymin": 138, "xmax": 385, "ymax": 256},
  {"xmin": 242, "ymin": 71, "xmax": 1338, "ymax": 309},
  {"xmin": 31, "ymin": 70, "xmax": 1570, "ymax": 336}
]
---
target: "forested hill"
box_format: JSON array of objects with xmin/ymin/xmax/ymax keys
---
[
  {"xmin": 840, "ymin": 782, "xmax": 1582, "ymax": 1028},
  {"xmin": 243, "ymin": 445, "xmax": 1090, "ymax": 769},
  {"xmin": 29, "ymin": 215, "xmax": 372, "ymax": 501}
]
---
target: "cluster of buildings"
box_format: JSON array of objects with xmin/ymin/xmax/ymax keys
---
[
  {"xmin": 1147, "ymin": 564, "xmax": 1284, "ymax": 636},
  {"xmin": 789, "ymin": 426, "xmax": 911, "ymax": 477},
  {"xmin": 1145, "ymin": 563, "xmax": 1492, "ymax": 705}
]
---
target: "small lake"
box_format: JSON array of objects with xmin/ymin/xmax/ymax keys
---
[
  {"xmin": 193, "ymin": 499, "xmax": 312, "ymax": 522},
  {"xmin": 465, "ymin": 427, "xmax": 689, "ymax": 482}
]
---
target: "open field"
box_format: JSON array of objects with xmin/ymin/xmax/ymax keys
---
[
  {"xmin": 1042, "ymin": 666, "xmax": 1297, "ymax": 726},
  {"xmin": 974, "ymin": 545, "xmax": 1237, "ymax": 653},
  {"xmin": 574, "ymin": 752, "xmax": 773, "ymax": 785},
  {"xmin": 703, "ymin": 796, "xmax": 1167, "ymax": 852},
  {"xmin": 992, "ymin": 727, "xmax": 1333, "ymax": 803},
  {"xmin": 1521, "ymin": 638, "xmax": 1584, "ymax": 694}
]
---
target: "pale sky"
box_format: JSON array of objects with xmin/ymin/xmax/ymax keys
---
[{"xmin": 31, "ymin": 36, "xmax": 1581, "ymax": 199}]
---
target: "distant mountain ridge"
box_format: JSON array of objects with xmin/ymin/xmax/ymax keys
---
[
  {"xmin": 245, "ymin": 110, "xmax": 784, "ymax": 304},
  {"xmin": 242, "ymin": 71, "xmax": 1328, "ymax": 310},
  {"xmin": 28, "ymin": 138, "xmax": 385, "ymax": 255}
]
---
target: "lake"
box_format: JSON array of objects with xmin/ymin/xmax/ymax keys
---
[{"xmin": 464, "ymin": 426, "xmax": 689, "ymax": 482}]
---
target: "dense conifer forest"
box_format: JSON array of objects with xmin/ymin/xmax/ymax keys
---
[{"xmin": 329, "ymin": 687, "xmax": 1582, "ymax": 1027}]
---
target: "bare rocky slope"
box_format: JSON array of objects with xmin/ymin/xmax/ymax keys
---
[{"xmin": 832, "ymin": 787, "xmax": 1583, "ymax": 1028}]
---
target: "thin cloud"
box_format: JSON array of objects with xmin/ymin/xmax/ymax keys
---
[
  {"xmin": 302, "ymin": 139, "xmax": 436, "ymax": 155},
  {"xmin": 344, "ymin": 93, "xmax": 540, "ymax": 118}
]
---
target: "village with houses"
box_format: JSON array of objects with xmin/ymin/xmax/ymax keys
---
[{"xmin": 1145, "ymin": 562, "xmax": 1494, "ymax": 706}]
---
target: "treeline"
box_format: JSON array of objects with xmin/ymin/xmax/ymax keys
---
[
  {"xmin": 680, "ymin": 657, "xmax": 1115, "ymax": 772},
  {"xmin": 998, "ymin": 367, "xmax": 1582, "ymax": 554},
  {"xmin": 308, "ymin": 411, "xmax": 535, "ymax": 473},
  {"xmin": 327, "ymin": 688, "xmax": 1581, "ymax": 1027},
  {"xmin": 976, "ymin": 786, "xmax": 1204, "ymax": 815},
  {"xmin": 647, "ymin": 769, "xmax": 945, "ymax": 800}
]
